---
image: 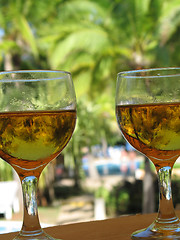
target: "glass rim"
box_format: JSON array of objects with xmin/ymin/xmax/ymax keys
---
[
  {"xmin": 0, "ymin": 69, "xmax": 71, "ymax": 82},
  {"xmin": 0, "ymin": 69, "xmax": 71, "ymax": 75},
  {"xmin": 117, "ymin": 67, "xmax": 180, "ymax": 78}
]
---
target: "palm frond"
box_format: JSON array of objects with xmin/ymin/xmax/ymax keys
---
[
  {"xmin": 16, "ymin": 15, "xmax": 38, "ymax": 58},
  {"xmin": 49, "ymin": 27, "xmax": 109, "ymax": 69}
]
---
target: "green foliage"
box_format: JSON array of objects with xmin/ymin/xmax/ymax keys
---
[
  {"xmin": 106, "ymin": 180, "xmax": 143, "ymax": 216},
  {"xmin": 95, "ymin": 185, "xmax": 109, "ymax": 200},
  {"xmin": 93, "ymin": 179, "xmax": 180, "ymax": 217},
  {"xmin": 95, "ymin": 183, "xmax": 130, "ymax": 216},
  {"xmin": 0, "ymin": 161, "xmax": 13, "ymax": 181}
]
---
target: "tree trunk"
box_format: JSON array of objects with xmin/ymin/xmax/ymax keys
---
[
  {"xmin": 4, "ymin": 52, "xmax": 13, "ymax": 71},
  {"xmin": 142, "ymin": 157, "xmax": 155, "ymax": 213},
  {"xmin": 73, "ymin": 155, "xmax": 81, "ymax": 191},
  {"xmin": 88, "ymin": 155, "xmax": 99, "ymax": 179},
  {"xmin": 45, "ymin": 162, "xmax": 55, "ymax": 203},
  {"xmin": 101, "ymin": 136, "xmax": 108, "ymax": 157}
]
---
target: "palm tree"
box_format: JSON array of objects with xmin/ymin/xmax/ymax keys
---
[
  {"xmin": 0, "ymin": 0, "xmax": 64, "ymax": 202},
  {"xmin": 38, "ymin": 0, "xmax": 180, "ymax": 203},
  {"xmin": 37, "ymin": 0, "xmax": 180, "ymax": 98},
  {"xmin": 0, "ymin": 0, "xmax": 39, "ymax": 70}
]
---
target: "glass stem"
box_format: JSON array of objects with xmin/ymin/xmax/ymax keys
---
[
  {"xmin": 156, "ymin": 166, "xmax": 178, "ymax": 223},
  {"xmin": 20, "ymin": 176, "xmax": 43, "ymax": 236}
]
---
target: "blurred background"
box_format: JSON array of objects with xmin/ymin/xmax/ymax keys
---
[{"xmin": 0, "ymin": 0, "xmax": 180, "ymax": 234}]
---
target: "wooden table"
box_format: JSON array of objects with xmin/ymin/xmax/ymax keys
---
[{"xmin": 0, "ymin": 212, "xmax": 178, "ymax": 240}]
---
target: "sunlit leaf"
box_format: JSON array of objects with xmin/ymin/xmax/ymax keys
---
[
  {"xmin": 50, "ymin": 27, "xmax": 109, "ymax": 69},
  {"xmin": 16, "ymin": 15, "xmax": 38, "ymax": 58}
]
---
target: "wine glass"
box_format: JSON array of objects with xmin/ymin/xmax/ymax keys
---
[
  {"xmin": 0, "ymin": 70, "xmax": 76, "ymax": 240},
  {"xmin": 115, "ymin": 68, "xmax": 180, "ymax": 239}
]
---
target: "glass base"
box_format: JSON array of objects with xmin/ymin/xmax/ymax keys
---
[
  {"xmin": 13, "ymin": 229, "xmax": 62, "ymax": 240},
  {"xmin": 131, "ymin": 217, "xmax": 180, "ymax": 239}
]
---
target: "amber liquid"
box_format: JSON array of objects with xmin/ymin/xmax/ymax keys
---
[
  {"xmin": 116, "ymin": 103, "xmax": 180, "ymax": 170},
  {"xmin": 0, "ymin": 110, "xmax": 76, "ymax": 177}
]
